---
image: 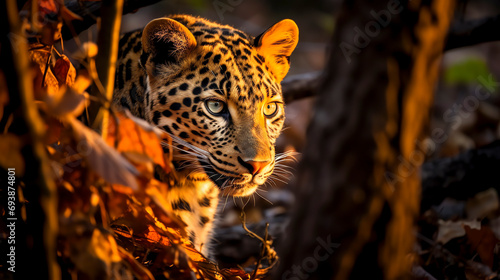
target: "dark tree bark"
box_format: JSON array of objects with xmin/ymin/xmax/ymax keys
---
[{"xmin": 276, "ymin": 1, "xmax": 454, "ymax": 280}]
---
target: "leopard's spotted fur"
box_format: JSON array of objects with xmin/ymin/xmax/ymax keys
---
[{"xmin": 113, "ymin": 14, "xmax": 298, "ymax": 256}]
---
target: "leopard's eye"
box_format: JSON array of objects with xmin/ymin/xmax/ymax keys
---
[
  {"xmin": 205, "ymin": 99, "xmax": 226, "ymax": 115},
  {"xmin": 263, "ymin": 102, "xmax": 279, "ymax": 118}
]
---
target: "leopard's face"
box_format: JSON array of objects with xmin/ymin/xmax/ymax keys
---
[{"xmin": 141, "ymin": 15, "xmax": 298, "ymax": 196}]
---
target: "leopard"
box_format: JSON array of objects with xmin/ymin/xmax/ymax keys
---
[{"xmin": 113, "ymin": 14, "xmax": 299, "ymax": 256}]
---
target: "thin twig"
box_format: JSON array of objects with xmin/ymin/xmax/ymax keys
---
[
  {"xmin": 240, "ymin": 212, "xmax": 277, "ymax": 280},
  {"xmin": 41, "ymin": 46, "xmax": 52, "ymax": 88}
]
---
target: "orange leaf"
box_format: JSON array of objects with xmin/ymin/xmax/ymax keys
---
[
  {"xmin": 30, "ymin": 48, "xmax": 59, "ymax": 96},
  {"xmin": 145, "ymin": 225, "xmax": 169, "ymax": 245},
  {"xmin": 67, "ymin": 118, "xmax": 140, "ymax": 191},
  {"xmin": 182, "ymin": 244, "xmax": 207, "ymax": 263},
  {"xmin": 106, "ymin": 111, "xmax": 171, "ymax": 176}
]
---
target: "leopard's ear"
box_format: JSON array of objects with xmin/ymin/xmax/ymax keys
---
[
  {"xmin": 141, "ymin": 18, "xmax": 197, "ymax": 71},
  {"xmin": 254, "ymin": 19, "xmax": 299, "ymax": 83}
]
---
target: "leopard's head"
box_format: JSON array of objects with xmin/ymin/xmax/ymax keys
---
[{"xmin": 140, "ymin": 15, "xmax": 298, "ymax": 196}]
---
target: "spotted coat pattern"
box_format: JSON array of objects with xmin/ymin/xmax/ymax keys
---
[{"xmin": 113, "ymin": 14, "xmax": 298, "ymax": 256}]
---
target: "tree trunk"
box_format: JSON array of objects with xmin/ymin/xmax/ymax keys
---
[
  {"xmin": 1, "ymin": 1, "xmax": 60, "ymax": 279},
  {"xmin": 276, "ymin": 1, "xmax": 454, "ymax": 279}
]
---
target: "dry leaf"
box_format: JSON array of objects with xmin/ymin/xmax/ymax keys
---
[
  {"xmin": 123, "ymin": 109, "xmax": 165, "ymax": 137},
  {"xmin": 44, "ymin": 87, "xmax": 88, "ymax": 118},
  {"xmin": 122, "ymin": 151, "xmax": 155, "ymax": 177},
  {"xmin": 464, "ymin": 225, "xmax": 498, "ymax": 268},
  {"xmin": 436, "ymin": 220, "xmax": 481, "ymax": 244},
  {"xmin": 42, "ymin": 69, "xmax": 91, "ymax": 118},
  {"xmin": 71, "ymin": 229, "xmax": 122, "ymax": 279},
  {"xmin": 91, "ymin": 230, "xmax": 122, "ymax": 263},
  {"xmin": 146, "ymin": 183, "xmax": 187, "ymax": 231},
  {"xmin": 466, "ymin": 188, "xmax": 499, "ymax": 219},
  {"xmin": 67, "ymin": 118, "xmax": 140, "ymax": 191},
  {"xmin": 53, "ymin": 55, "xmax": 76, "ymax": 86},
  {"xmin": 106, "ymin": 110, "xmax": 171, "ymax": 175},
  {"xmin": 30, "ymin": 48, "xmax": 59, "ymax": 96}
]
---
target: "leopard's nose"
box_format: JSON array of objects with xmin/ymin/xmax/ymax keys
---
[{"xmin": 238, "ymin": 157, "xmax": 269, "ymax": 175}]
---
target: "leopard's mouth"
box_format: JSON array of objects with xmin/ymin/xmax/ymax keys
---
[{"xmin": 202, "ymin": 164, "xmax": 259, "ymax": 197}]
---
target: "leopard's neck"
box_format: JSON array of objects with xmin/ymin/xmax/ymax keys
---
[{"xmin": 165, "ymin": 169, "xmax": 220, "ymax": 256}]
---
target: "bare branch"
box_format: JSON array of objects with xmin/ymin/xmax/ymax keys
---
[
  {"xmin": 281, "ymin": 71, "xmax": 323, "ymax": 104},
  {"xmin": 445, "ymin": 15, "xmax": 500, "ymax": 50}
]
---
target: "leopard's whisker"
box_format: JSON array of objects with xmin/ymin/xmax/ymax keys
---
[
  {"xmin": 274, "ymin": 151, "xmax": 300, "ymax": 162},
  {"xmin": 272, "ymin": 167, "xmax": 294, "ymax": 176},
  {"xmin": 267, "ymin": 175, "xmax": 288, "ymax": 185},
  {"xmin": 222, "ymin": 193, "xmax": 230, "ymax": 212},
  {"xmin": 255, "ymin": 190, "xmax": 272, "ymax": 205}
]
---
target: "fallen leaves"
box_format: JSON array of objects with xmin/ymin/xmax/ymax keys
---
[
  {"xmin": 437, "ymin": 220, "xmax": 481, "ymax": 244},
  {"xmin": 420, "ymin": 188, "xmax": 500, "ymax": 279},
  {"xmin": 464, "ymin": 225, "xmax": 498, "ymax": 268}
]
